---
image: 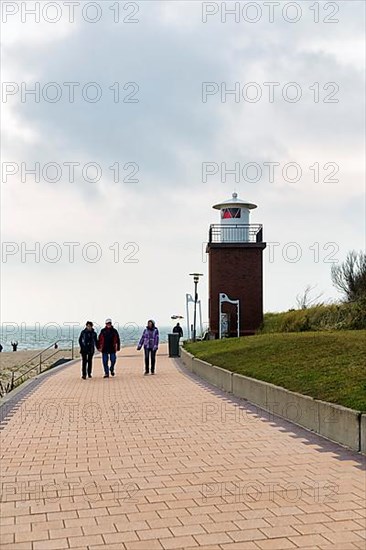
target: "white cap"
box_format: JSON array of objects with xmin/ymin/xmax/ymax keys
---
[{"xmin": 105, "ymin": 318, "xmax": 112, "ymax": 324}]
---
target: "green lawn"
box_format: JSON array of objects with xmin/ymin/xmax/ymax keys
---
[{"xmin": 185, "ymin": 330, "xmax": 366, "ymax": 411}]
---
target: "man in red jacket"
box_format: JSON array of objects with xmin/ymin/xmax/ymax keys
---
[{"xmin": 97, "ymin": 319, "xmax": 121, "ymax": 378}]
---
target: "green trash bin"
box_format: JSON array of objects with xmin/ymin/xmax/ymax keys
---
[{"xmin": 168, "ymin": 333, "xmax": 180, "ymax": 357}]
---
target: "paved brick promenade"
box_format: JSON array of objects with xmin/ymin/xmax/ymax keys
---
[{"xmin": 1, "ymin": 346, "xmax": 365, "ymax": 550}]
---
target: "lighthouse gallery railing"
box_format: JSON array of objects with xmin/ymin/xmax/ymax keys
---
[{"xmin": 209, "ymin": 224, "xmax": 263, "ymax": 243}]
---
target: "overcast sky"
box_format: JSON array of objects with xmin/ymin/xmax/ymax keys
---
[{"xmin": 1, "ymin": 0, "xmax": 365, "ymax": 329}]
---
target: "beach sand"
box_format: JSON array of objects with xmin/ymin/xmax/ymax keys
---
[{"xmin": 0, "ymin": 348, "xmax": 74, "ymax": 389}]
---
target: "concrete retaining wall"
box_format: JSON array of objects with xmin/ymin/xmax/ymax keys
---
[
  {"xmin": 317, "ymin": 400, "xmax": 361, "ymax": 451},
  {"xmin": 265, "ymin": 383, "xmax": 320, "ymax": 434},
  {"xmin": 180, "ymin": 350, "xmax": 233, "ymax": 392},
  {"xmin": 192, "ymin": 359, "xmax": 233, "ymax": 393},
  {"xmin": 232, "ymin": 374, "xmax": 267, "ymax": 409},
  {"xmin": 180, "ymin": 349, "xmax": 364, "ymax": 453},
  {"xmin": 232, "ymin": 375, "xmax": 319, "ymax": 433},
  {"xmin": 210, "ymin": 365, "xmax": 233, "ymax": 393},
  {"xmin": 180, "ymin": 348, "xmax": 194, "ymax": 371},
  {"xmin": 361, "ymin": 414, "xmax": 366, "ymax": 453}
]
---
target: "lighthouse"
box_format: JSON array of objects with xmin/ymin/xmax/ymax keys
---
[{"xmin": 206, "ymin": 192, "xmax": 266, "ymax": 337}]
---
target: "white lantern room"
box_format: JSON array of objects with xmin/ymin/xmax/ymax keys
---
[{"xmin": 212, "ymin": 192, "xmax": 258, "ymax": 242}]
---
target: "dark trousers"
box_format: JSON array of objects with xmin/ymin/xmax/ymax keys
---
[
  {"xmin": 81, "ymin": 352, "xmax": 94, "ymax": 377},
  {"xmin": 144, "ymin": 348, "xmax": 156, "ymax": 373}
]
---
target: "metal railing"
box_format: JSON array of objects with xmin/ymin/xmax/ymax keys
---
[
  {"xmin": 1, "ymin": 339, "xmax": 74, "ymax": 396},
  {"xmin": 209, "ymin": 224, "xmax": 263, "ymax": 243}
]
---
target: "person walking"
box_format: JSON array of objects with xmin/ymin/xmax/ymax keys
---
[
  {"xmin": 137, "ymin": 320, "xmax": 159, "ymax": 375},
  {"xmin": 78, "ymin": 321, "xmax": 98, "ymax": 379},
  {"xmin": 172, "ymin": 322, "xmax": 183, "ymax": 340},
  {"xmin": 98, "ymin": 319, "xmax": 120, "ymax": 378}
]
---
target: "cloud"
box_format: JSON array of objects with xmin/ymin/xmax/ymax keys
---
[{"xmin": 1, "ymin": 0, "xmax": 365, "ymax": 324}]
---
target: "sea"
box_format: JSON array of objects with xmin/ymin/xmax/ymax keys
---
[{"xmin": 0, "ymin": 323, "xmax": 178, "ymax": 352}]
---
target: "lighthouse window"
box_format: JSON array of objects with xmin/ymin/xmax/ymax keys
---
[{"xmin": 222, "ymin": 208, "xmax": 241, "ymax": 219}]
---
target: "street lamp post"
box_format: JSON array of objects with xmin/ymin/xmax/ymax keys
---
[{"xmin": 189, "ymin": 273, "xmax": 203, "ymax": 342}]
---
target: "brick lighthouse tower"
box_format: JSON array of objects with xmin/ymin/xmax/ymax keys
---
[{"xmin": 206, "ymin": 192, "xmax": 266, "ymax": 338}]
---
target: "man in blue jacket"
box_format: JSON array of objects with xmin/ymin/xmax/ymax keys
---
[{"xmin": 78, "ymin": 321, "xmax": 98, "ymax": 379}]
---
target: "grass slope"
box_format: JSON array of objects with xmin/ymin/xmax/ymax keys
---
[
  {"xmin": 261, "ymin": 301, "xmax": 366, "ymax": 332},
  {"xmin": 185, "ymin": 330, "xmax": 366, "ymax": 411}
]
